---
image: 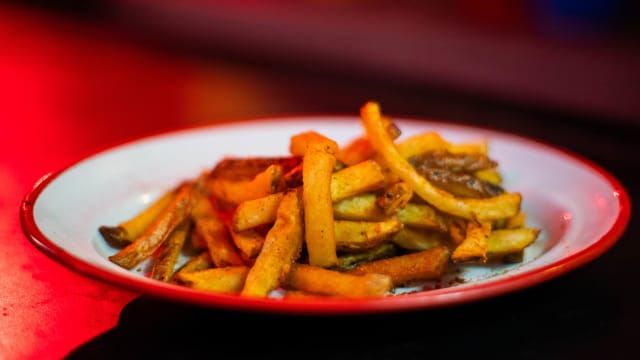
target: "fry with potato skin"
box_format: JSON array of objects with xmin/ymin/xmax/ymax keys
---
[
  {"xmin": 334, "ymin": 218, "xmax": 403, "ymax": 252},
  {"xmin": 99, "ymin": 189, "xmax": 176, "ymax": 246},
  {"xmin": 348, "ymin": 246, "xmax": 451, "ymax": 286},
  {"xmin": 241, "ymin": 188, "xmax": 305, "ymax": 297},
  {"xmin": 286, "ymin": 263, "xmax": 393, "ymax": 298},
  {"xmin": 360, "ymin": 101, "xmax": 521, "ymax": 221},
  {"xmin": 330, "ymin": 159, "xmax": 386, "ymax": 202},
  {"xmin": 109, "ymin": 182, "xmax": 196, "ymax": 270},
  {"xmin": 150, "ymin": 218, "xmax": 191, "ymax": 282},
  {"xmin": 175, "ymin": 266, "xmax": 249, "ymax": 293}
]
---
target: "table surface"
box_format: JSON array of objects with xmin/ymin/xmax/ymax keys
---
[{"xmin": 1, "ymin": 3, "xmax": 638, "ymax": 360}]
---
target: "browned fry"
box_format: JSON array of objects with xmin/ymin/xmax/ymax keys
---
[
  {"xmin": 191, "ymin": 195, "xmax": 245, "ymax": 268},
  {"xmin": 175, "ymin": 266, "xmax": 249, "ymax": 293},
  {"xmin": 451, "ymin": 221, "xmax": 492, "ymax": 263},
  {"xmin": 99, "ymin": 188, "xmax": 176, "ymax": 246},
  {"xmin": 413, "ymin": 168, "xmax": 504, "ymax": 198},
  {"xmin": 286, "ymin": 263, "xmax": 393, "ymax": 298},
  {"xmin": 109, "ymin": 182, "xmax": 197, "ymax": 270},
  {"xmin": 150, "ymin": 218, "xmax": 191, "ymax": 282},
  {"xmin": 231, "ymin": 192, "xmax": 284, "ymax": 232},
  {"xmin": 331, "ymin": 159, "xmax": 386, "ymax": 202},
  {"xmin": 409, "ymin": 149, "xmax": 498, "ymax": 173},
  {"xmin": 228, "ymin": 227, "xmax": 265, "ymax": 262},
  {"xmin": 376, "ymin": 181, "xmax": 413, "ymax": 216},
  {"xmin": 241, "ymin": 188, "xmax": 305, "ymax": 297},
  {"xmin": 334, "ymin": 218, "xmax": 403, "ymax": 252},
  {"xmin": 291, "ymin": 131, "xmax": 339, "ymax": 268},
  {"xmin": 348, "ymin": 246, "xmax": 451, "ymax": 286}
]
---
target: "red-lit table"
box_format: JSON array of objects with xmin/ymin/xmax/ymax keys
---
[{"xmin": 1, "ymin": 3, "xmax": 638, "ymax": 360}]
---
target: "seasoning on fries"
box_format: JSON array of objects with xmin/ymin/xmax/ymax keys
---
[{"xmin": 102, "ymin": 101, "xmax": 541, "ymax": 298}]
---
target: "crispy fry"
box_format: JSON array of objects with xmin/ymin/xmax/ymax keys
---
[
  {"xmin": 241, "ymin": 188, "xmax": 304, "ymax": 297},
  {"xmin": 486, "ymin": 227, "xmax": 540, "ymax": 258},
  {"xmin": 330, "ymin": 159, "xmax": 386, "ymax": 202},
  {"xmin": 99, "ymin": 188, "xmax": 176, "ymax": 246},
  {"xmin": 360, "ymin": 101, "xmax": 521, "ymax": 221},
  {"xmin": 231, "ymin": 192, "xmax": 284, "ymax": 232},
  {"xmin": 191, "ymin": 195, "xmax": 245, "ymax": 268},
  {"xmin": 228, "ymin": 227, "xmax": 265, "ymax": 262},
  {"xmin": 336, "ymin": 136, "xmax": 375, "ymax": 166},
  {"xmin": 150, "ymin": 218, "xmax": 191, "ymax": 282},
  {"xmin": 349, "ymin": 246, "xmax": 451, "ymax": 286},
  {"xmin": 335, "ymin": 218, "xmax": 403, "ymax": 252},
  {"xmin": 376, "ymin": 181, "xmax": 413, "ymax": 216},
  {"xmin": 109, "ymin": 182, "xmax": 196, "ymax": 270},
  {"xmin": 286, "ymin": 263, "xmax": 393, "ymax": 298},
  {"xmin": 451, "ymin": 221, "xmax": 492, "ymax": 263},
  {"xmin": 175, "ymin": 266, "xmax": 249, "ymax": 293},
  {"xmin": 397, "ymin": 132, "xmax": 488, "ymax": 158},
  {"xmin": 291, "ymin": 131, "xmax": 339, "ymax": 268}
]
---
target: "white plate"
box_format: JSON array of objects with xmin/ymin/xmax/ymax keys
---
[{"xmin": 21, "ymin": 116, "xmax": 630, "ymax": 314}]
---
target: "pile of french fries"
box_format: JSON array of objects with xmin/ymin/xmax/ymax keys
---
[{"xmin": 100, "ymin": 101, "xmax": 540, "ymax": 298}]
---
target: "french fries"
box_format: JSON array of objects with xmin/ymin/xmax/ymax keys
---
[{"xmin": 101, "ymin": 101, "xmax": 541, "ymax": 299}]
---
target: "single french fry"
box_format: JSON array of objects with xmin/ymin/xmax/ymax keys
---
[
  {"xmin": 99, "ymin": 188, "xmax": 176, "ymax": 245},
  {"xmin": 175, "ymin": 266, "xmax": 249, "ymax": 293},
  {"xmin": 241, "ymin": 188, "xmax": 304, "ymax": 297},
  {"xmin": 286, "ymin": 263, "xmax": 393, "ymax": 298},
  {"xmin": 360, "ymin": 101, "xmax": 521, "ymax": 221},
  {"xmin": 333, "ymin": 193, "xmax": 386, "ymax": 221},
  {"xmin": 348, "ymin": 246, "xmax": 451, "ymax": 286},
  {"xmin": 109, "ymin": 182, "xmax": 196, "ymax": 270},
  {"xmin": 330, "ymin": 159, "xmax": 386, "ymax": 202},
  {"xmin": 150, "ymin": 218, "xmax": 191, "ymax": 282},
  {"xmin": 191, "ymin": 195, "xmax": 245, "ymax": 268},
  {"xmin": 208, "ymin": 164, "xmax": 283, "ymax": 205},
  {"xmin": 335, "ymin": 218, "xmax": 403, "ymax": 252},
  {"xmin": 486, "ymin": 227, "xmax": 540, "ymax": 258},
  {"xmin": 228, "ymin": 227, "xmax": 265, "ymax": 261},
  {"xmin": 397, "ymin": 132, "xmax": 488, "ymax": 159},
  {"xmin": 376, "ymin": 181, "xmax": 413, "ymax": 216},
  {"xmin": 231, "ymin": 192, "xmax": 284, "ymax": 232},
  {"xmin": 474, "ymin": 168, "xmax": 502, "ymax": 185},
  {"xmin": 391, "ymin": 227, "xmax": 448, "ymax": 251},
  {"xmin": 291, "ymin": 131, "xmax": 339, "ymax": 268},
  {"xmin": 175, "ymin": 251, "xmax": 213, "ymax": 277},
  {"xmin": 451, "ymin": 221, "xmax": 492, "ymax": 263},
  {"xmin": 396, "ymin": 203, "xmax": 449, "ymax": 233},
  {"xmin": 336, "ymin": 136, "xmax": 375, "ymax": 166}
]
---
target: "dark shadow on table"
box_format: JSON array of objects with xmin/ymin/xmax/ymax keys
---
[{"xmin": 66, "ymin": 263, "xmax": 630, "ymax": 360}]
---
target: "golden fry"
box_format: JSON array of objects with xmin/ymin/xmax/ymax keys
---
[
  {"xmin": 396, "ymin": 203, "xmax": 449, "ymax": 233},
  {"xmin": 99, "ymin": 188, "xmax": 176, "ymax": 245},
  {"xmin": 451, "ymin": 221, "xmax": 492, "ymax": 263},
  {"xmin": 241, "ymin": 188, "xmax": 305, "ymax": 297},
  {"xmin": 360, "ymin": 101, "xmax": 521, "ymax": 221},
  {"xmin": 330, "ymin": 159, "xmax": 386, "ymax": 202},
  {"xmin": 175, "ymin": 266, "xmax": 249, "ymax": 293},
  {"xmin": 349, "ymin": 246, "xmax": 451, "ymax": 286},
  {"xmin": 231, "ymin": 192, "xmax": 284, "ymax": 232},
  {"xmin": 286, "ymin": 263, "xmax": 393, "ymax": 298},
  {"xmin": 208, "ymin": 164, "xmax": 283, "ymax": 205},
  {"xmin": 391, "ymin": 227, "xmax": 449, "ymax": 251},
  {"xmin": 333, "ymin": 193, "xmax": 386, "ymax": 221},
  {"xmin": 334, "ymin": 218, "xmax": 403, "ymax": 252},
  {"xmin": 109, "ymin": 182, "xmax": 196, "ymax": 270},
  {"xmin": 291, "ymin": 131, "xmax": 339, "ymax": 268},
  {"xmin": 486, "ymin": 227, "xmax": 540, "ymax": 258}
]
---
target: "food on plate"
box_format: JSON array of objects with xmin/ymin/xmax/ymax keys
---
[{"xmin": 101, "ymin": 101, "xmax": 540, "ymax": 298}]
